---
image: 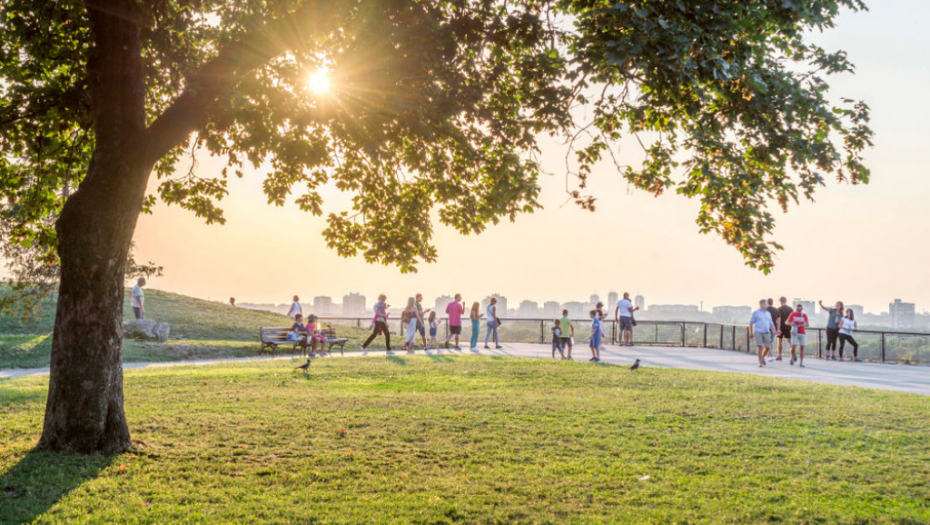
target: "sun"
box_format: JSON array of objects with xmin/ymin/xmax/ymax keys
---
[{"xmin": 308, "ymin": 70, "xmax": 330, "ymax": 94}]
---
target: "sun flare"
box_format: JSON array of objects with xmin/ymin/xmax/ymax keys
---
[{"xmin": 308, "ymin": 70, "xmax": 330, "ymax": 94}]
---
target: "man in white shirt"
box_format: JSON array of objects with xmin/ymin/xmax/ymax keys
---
[
  {"xmin": 130, "ymin": 278, "xmax": 146, "ymax": 319},
  {"xmin": 749, "ymin": 299, "xmax": 776, "ymax": 368},
  {"xmin": 614, "ymin": 292, "xmax": 640, "ymax": 346}
]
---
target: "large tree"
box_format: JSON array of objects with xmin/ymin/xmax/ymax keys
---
[{"xmin": 0, "ymin": 0, "xmax": 871, "ymax": 453}]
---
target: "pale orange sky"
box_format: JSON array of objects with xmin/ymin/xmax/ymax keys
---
[{"xmin": 126, "ymin": 1, "xmax": 928, "ymax": 314}]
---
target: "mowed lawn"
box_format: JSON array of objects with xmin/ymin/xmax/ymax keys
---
[
  {"xmin": 2, "ymin": 357, "xmax": 930, "ymax": 524},
  {"xmin": 0, "ymin": 289, "xmax": 375, "ymax": 369}
]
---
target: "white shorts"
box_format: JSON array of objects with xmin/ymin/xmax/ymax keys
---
[
  {"xmin": 791, "ymin": 333, "xmax": 807, "ymax": 346},
  {"xmin": 754, "ymin": 332, "xmax": 773, "ymax": 348}
]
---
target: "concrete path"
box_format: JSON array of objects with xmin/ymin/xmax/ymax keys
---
[{"xmin": 2, "ymin": 343, "xmax": 929, "ymax": 396}]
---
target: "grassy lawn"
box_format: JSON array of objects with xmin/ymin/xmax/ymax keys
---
[
  {"xmin": 0, "ymin": 289, "xmax": 382, "ymax": 369},
  {"xmin": 2, "ymin": 356, "xmax": 929, "ymax": 524}
]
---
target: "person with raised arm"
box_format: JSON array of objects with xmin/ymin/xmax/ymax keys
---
[{"xmin": 819, "ymin": 300, "xmax": 844, "ymax": 361}]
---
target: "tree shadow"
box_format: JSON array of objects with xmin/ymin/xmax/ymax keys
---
[{"xmin": 0, "ymin": 449, "xmax": 115, "ymax": 524}]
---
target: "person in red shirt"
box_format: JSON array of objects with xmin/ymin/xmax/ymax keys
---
[
  {"xmin": 444, "ymin": 294, "xmax": 465, "ymax": 350},
  {"xmin": 786, "ymin": 303, "xmax": 810, "ymax": 367}
]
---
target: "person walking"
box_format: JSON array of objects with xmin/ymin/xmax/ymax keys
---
[
  {"xmin": 750, "ymin": 299, "xmax": 776, "ymax": 368},
  {"xmin": 838, "ymin": 308, "xmax": 861, "ymax": 361},
  {"xmin": 819, "ymin": 300, "xmax": 844, "ymax": 361},
  {"xmin": 286, "ymin": 295, "xmax": 303, "ymax": 319},
  {"xmin": 130, "ymin": 277, "xmax": 146, "ymax": 319},
  {"xmin": 787, "ymin": 303, "xmax": 810, "ymax": 367},
  {"xmin": 361, "ymin": 294, "xmax": 392, "ymax": 354},
  {"xmin": 764, "ymin": 298, "xmax": 780, "ymax": 362},
  {"xmin": 403, "ymin": 297, "xmax": 423, "ymax": 352},
  {"xmin": 468, "ymin": 302, "xmax": 484, "ymax": 351},
  {"xmin": 445, "ymin": 294, "xmax": 465, "ymax": 349},
  {"xmin": 551, "ymin": 319, "xmax": 565, "ymax": 360},
  {"xmin": 484, "ymin": 298, "xmax": 502, "ymax": 349},
  {"xmin": 776, "ymin": 297, "xmax": 793, "ymax": 361},
  {"xmin": 414, "ymin": 293, "xmax": 431, "ymax": 349},
  {"xmin": 614, "ymin": 292, "xmax": 639, "ymax": 346}
]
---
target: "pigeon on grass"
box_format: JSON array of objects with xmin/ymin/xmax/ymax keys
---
[
  {"xmin": 630, "ymin": 359, "xmax": 641, "ymax": 371},
  {"xmin": 295, "ymin": 359, "xmax": 311, "ymax": 371}
]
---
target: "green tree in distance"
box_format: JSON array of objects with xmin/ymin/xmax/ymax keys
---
[{"xmin": 0, "ymin": 0, "xmax": 871, "ymax": 453}]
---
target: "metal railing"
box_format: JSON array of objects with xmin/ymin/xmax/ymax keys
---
[{"xmin": 313, "ymin": 317, "xmax": 930, "ymax": 366}]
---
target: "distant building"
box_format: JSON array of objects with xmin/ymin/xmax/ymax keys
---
[
  {"xmin": 562, "ymin": 301, "xmax": 585, "ymax": 318},
  {"xmin": 635, "ymin": 295, "xmax": 645, "ymax": 310},
  {"xmin": 313, "ymin": 296, "xmax": 332, "ymax": 315},
  {"xmin": 792, "ymin": 298, "xmax": 816, "ymax": 315},
  {"xmin": 482, "ymin": 294, "xmax": 508, "ymax": 316},
  {"xmin": 889, "ymin": 299, "xmax": 916, "ymax": 330},
  {"xmin": 712, "ymin": 305, "xmax": 752, "ymax": 323},
  {"xmin": 607, "ymin": 292, "xmax": 619, "ymax": 309},
  {"xmin": 434, "ymin": 295, "xmax": 453, "ymax": 316},
  {"xmin": 649, "ymin": 304, "xmax": 699, "ymax": 313},
  {"xmin": 543, "ymin": 301, "xmax": 561, "ymax": 318},
  {"xmin": 848, "ymin": 304, "xmax": 865, "ymax": 319},
  {"xmin": 342, "ymin": 293, "xmax": 366, "ymax": 316},
  {"xmin": 590, "ymin": 294, "xmax": 600, "ymax": 306},
  {"xmin": 518, "ymin": 300, "xmax": 540, "ymax": 318}
]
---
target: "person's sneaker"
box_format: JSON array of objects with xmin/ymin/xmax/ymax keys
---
[
  {"xmin": 484, "ymin": 345, "xmax": 490, "ymax": 349},
  {"xmin": 759, "ymin": 364, "xmax": 764, "ymax": 368},
  {"xmin": 775, "ymin": 357, "xmax": 782, "ymax": 361},
  {"xmin": 789, "ymin": 357, "xmax": 795, "ymax": 365},
  {"xmin": 854, "ymin": 357, "xmax": 862, "ymax": 362},
  {"xmin": 386, "ymin": 350, "xmax": 395, "ymax": 355},
  {"xmin": 799, "ymin": 362, "xmax": 805, "ymax": 367},
  {"xmin": 589, "ymin": 357, "xmax": 597, "ymax": 362},
  {"xmin": 495, "ymin": 345, "xmax": 503, "ymax": 350},
  {"xmin": 444, "ymin": 342, "xmax": 449, "ymax": 349}
]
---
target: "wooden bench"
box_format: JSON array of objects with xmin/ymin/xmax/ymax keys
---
[
  {"xmin": 258, "ymin": 327, "xmax": 307, "ymax": 355},
  {"xmin": 320, "ymin": 324, "xmax": 349, "ymax": 356}
]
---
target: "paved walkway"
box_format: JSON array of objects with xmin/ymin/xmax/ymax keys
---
[{"xmin": 2, "ymin": 343, "xmax": 929, "ymax": 396}]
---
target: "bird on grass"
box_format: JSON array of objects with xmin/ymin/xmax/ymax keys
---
[
  {"xmin": 295, "ymin": 359, "xmax": 311, "ymax": 371},
  {"xmin": 630, "ymin": 359, "xmax": 641, "ymax": 371}
]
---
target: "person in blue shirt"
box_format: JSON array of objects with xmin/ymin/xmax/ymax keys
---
[{"xmin": 749, "ymin": 299, "xmax": 776, "ymax": 368}]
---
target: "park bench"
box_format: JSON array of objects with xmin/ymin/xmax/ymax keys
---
[
  {"xmin": 320, "ymin": 324, "xmax": 349, "ymax": 356},
  {"xmin": 258, "ymin": 327, "xmax": 308, "ymax": 355}
]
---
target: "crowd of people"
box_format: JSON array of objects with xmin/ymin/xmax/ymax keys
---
[
  {"xmin": 749, "ymin": 297, "xmax": 860, "ymax": 368},
  {"xmin": 283, "ymin": 292, "xmax": 864, "ymax": 365}
]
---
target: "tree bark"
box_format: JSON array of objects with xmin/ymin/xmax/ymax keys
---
[{"xmin": 38, "ymin": 0, "xmax": 149, "ymax": 454}]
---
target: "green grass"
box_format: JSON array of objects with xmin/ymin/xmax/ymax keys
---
[
  {"xmin": 0, "ymin": 289, "xmax": 387, "ymax": 369},
  {"xmin": 2, "ymin": 357, "xmax": 929, "ymax": 524}
]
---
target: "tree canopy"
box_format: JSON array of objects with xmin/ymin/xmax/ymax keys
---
[{"xmin": 1, "ymin": 0, "xmax": 871, "ymax": 273}]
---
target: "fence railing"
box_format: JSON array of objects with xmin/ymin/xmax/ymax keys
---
[{"xmin": 313, "ymin": 317, "xmax": 930, "ymax": 366}]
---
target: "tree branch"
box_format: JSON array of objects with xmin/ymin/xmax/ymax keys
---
[{"xmin": 143, "ymin": 0, "xmax": 337, "ymax": 164}]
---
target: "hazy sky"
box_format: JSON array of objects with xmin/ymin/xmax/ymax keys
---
[{"xmin": 128, "ymin": 1, "xmax": 929, "ymax": 314}]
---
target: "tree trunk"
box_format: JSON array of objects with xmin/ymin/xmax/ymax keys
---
[{"xmin": 38, "ymin": 0, "xmax": 150, "ymax": 454}]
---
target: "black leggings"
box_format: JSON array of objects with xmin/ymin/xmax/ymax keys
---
[
  {"xmin": 838, "ymin": 333, "xmax": 858, "ymax": 359},
  {"xmin": 825, "ymin": 328, "xmax": 839, "ymax": 351},
  {"xmin": 362, "ymin": 321, "xmax": 391, "ymax": 350}
]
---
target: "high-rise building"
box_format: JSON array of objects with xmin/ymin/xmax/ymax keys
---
[
  {"xmin": 543, "ymin": 301, "xmax": 561, "ymax": 318},
  {"xmin": 482, "ymin": 294, "xmax": 508, "ymax": 316},
  {"xmin": 562, "ymin": 301, "xmax": 585, "ymax": 318},
  {"xmin": 889, "ymin": 299, "xmax": 916, "ymax": 329},
  {"xmin": 434, "ymin": 295, "xmax": 453, "ymax": 317},
  {"xmin": 342, "ymin": 293, "xmax": 366, "ymax": 316},
  {"xmin": 848, "ymin": 304, "xmax": 865, "ymax": 319},
  {"xmin": 791, "ymin": 299, "xmax": 816, "ymax": 315},
  {"xmin": 518, "ymin": 300, "xmax": 540, "ymax": 318},
  {"xmin": 649, "ymin": 304, "xmax": 699, "ymax": 313},
  {"xmin": 590, "ymin": 294, "xmax": 600, "ymax": 306},
  {"xmin": 607, "ymin": 291, "xmax": 619, "ymax": 309},
  {"xmin": 635, "ymin": 295, "xmax": 645, "ymax": 310},
  {"xmin": 712, "ymin": 305, "xmax": 752, "ymax": 323},
  {"xmin": 313, "ymin": 296, "xmax": 332, "ymax": 315}
]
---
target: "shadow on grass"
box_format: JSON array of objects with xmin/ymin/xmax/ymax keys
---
[
  {"xmin": 0, "ymin": 449, "xmax": 115, "ymax": 524},
  {"xmin": 426, "ymin": 355, "xmax": 455, "ymax": 363},
  {"xmin": 385, "ymin": 356, "xmax": 407, "ymax": 366}
]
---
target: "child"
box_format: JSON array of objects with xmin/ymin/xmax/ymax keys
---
[
  {"xmin": 551, "ymin": 319, "xmax": 565, "ymax": 360},
  {"xmin": 287, "ymin": 314, "xmax": 307, "ymax": 341},
  {"xmin": 589, "ymin": 309, "xmax": 603, "ymax": 362},
  {"xmin": 305, "ymin": 314, "xmax": 327, "ymax": 356},
  {"xmin": 426, "ymin": 311, "xmax": 439, "ymax": 351},
  {"xmin": 559, "ymin": 309, "xmax": 574, "ymax": 360}
]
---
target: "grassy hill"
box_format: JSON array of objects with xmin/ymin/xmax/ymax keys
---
[
  {"xmin": 0, "ymin": 289, "xmax": 373, "ymax": 368},
  {"xmin": 2, "ymin": 356, "xmax": 929, "ymax": 524}
]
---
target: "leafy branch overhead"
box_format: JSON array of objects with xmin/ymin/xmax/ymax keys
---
[{"xmin": 0, "ymin": 0, "xmax": 872, "ymax": 273}]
